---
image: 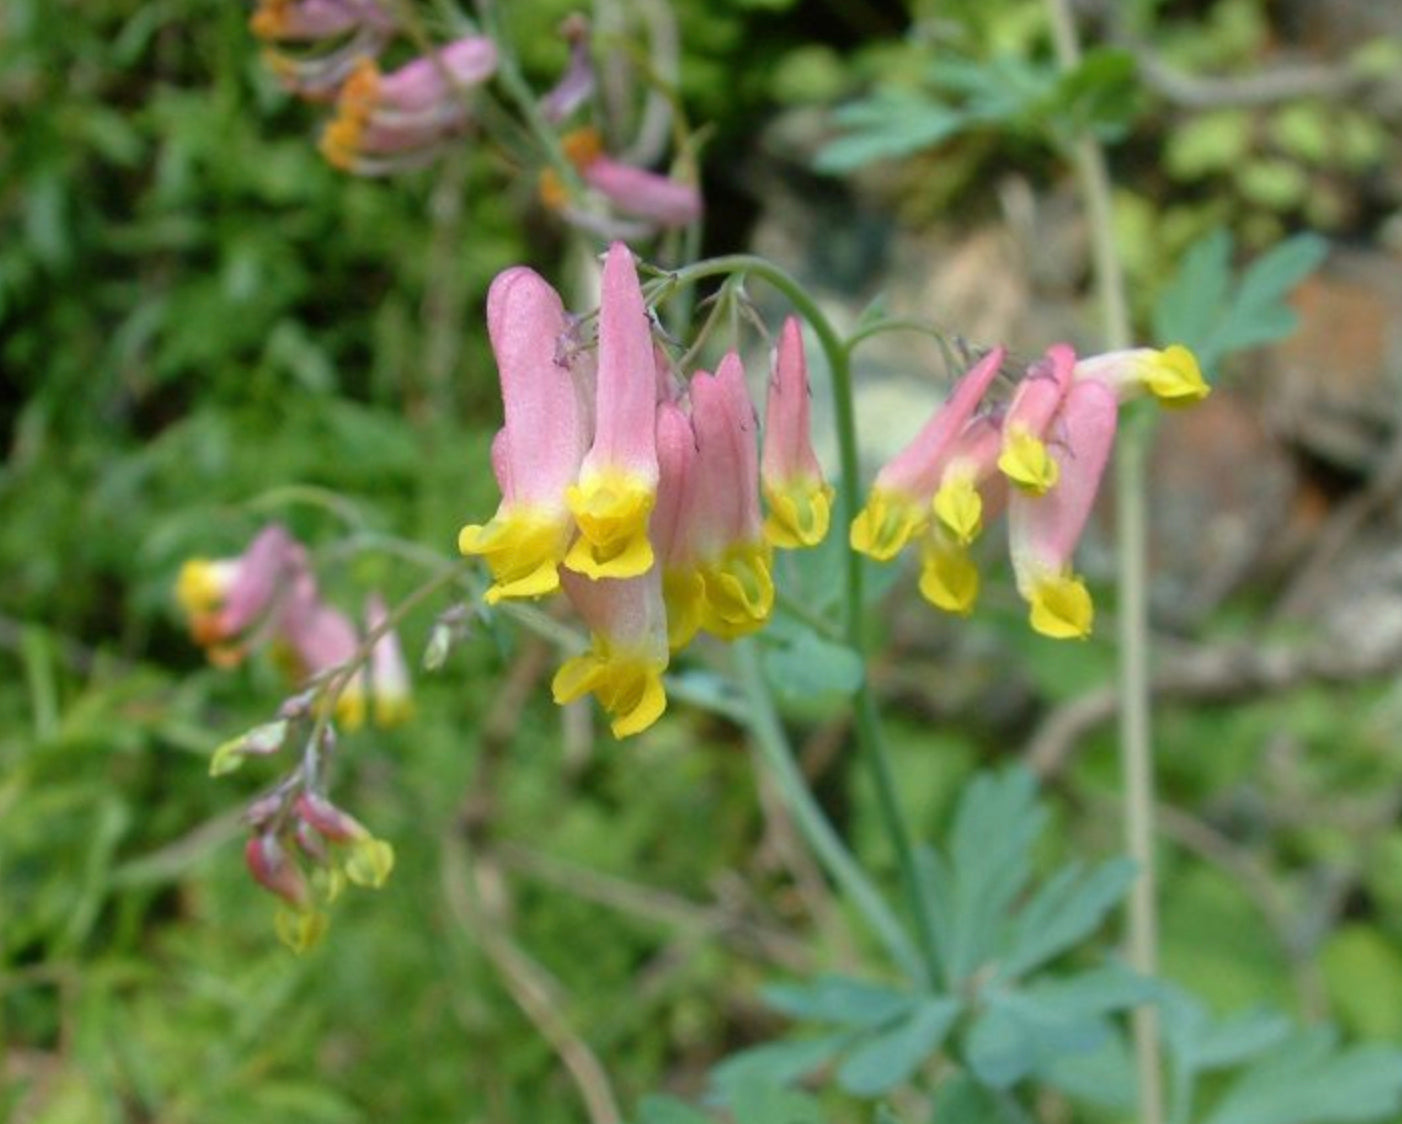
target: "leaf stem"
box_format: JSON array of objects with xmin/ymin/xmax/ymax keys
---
[{"xmin": 1044, "ymin": 3, "xmax": 1163, "ymax": 1122}]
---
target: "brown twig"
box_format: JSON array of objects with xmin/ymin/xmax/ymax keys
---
[{"xmin": 1026, "ymin": 631, "xmax": 1402, "ymax": 778}]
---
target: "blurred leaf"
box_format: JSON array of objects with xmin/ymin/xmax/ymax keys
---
[
  {"xmin": 762, "ymin": 975, "xmax": 913, "ymax": 1028},
  {"xmin": 1153, "ymin": 228, "xmax": 1328, "ymax": 374},
  {"xmin": 929, "ymin": 1074, "xmax": 1020, "ymax": 1123},
  {"xmin": 1201, "ymin": 1029, "xmax": 1402, "ymax": 1124},
  {"xmin": 637, "ymin": 1095, "xmax": 714, "ymax": 1124},
  {"xmin": 710, "ymin": 1034, "xmax": 851, "ymax": 1092},
  {"xmin": 835, "ymin": 997, "xmax": 962, "ymax": 1096},
  {"xmin": 1000, "ymin": 857, "xmax": 1137, "ymax": 980},
  {"xmin": 761, "ymin": 626, "xmax": 864, "ymax": 702},
  {"xmin": 815, "ymin": 92, "xmax": 971, "ymax": 174},
  {"xmin": 727, "ymin": 1078, "xmax": 826, "ymax": 1124}
]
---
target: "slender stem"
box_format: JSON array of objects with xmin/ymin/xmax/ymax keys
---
[
  {"xmin": 662, "ymin": 255, "xmax": 942, "ymax": 981},
  {"xmin": 735, "ymin": 641, "xmax": 923, "ymax": 980},
  {"xmin": 1045, "ymin": 3, "xmax": 1163, "ymax": 1123}
]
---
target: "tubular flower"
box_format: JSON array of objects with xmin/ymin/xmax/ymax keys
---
[
  {"xmin": 1073, "ymin": 344, "xmax": 1210, "ymax": 406},
  {"xmin": 459, "ymin": 266, "xmax": 590, "ymax": 602},
  {"xmin": 997, "ymin": 343, "xmax": 1074, "ymax": 496},
  {"xmin": 850, "ymin": 348, "xmax": 1006, "ymax": 561},
  {"xmin": 653, "ymin": 400, "xmax": 707, "ymax": 650},
  {"xmin": 918, "ymin": 527, "xmax": 981, "ymax": 616},
  {"xmin": 1008, "ymin": 378, "xmax": 1119, "ymax": 639},
  {"xmin": 319, "ymin": 36, "xmax": 498, "ymax": 173},
  {"xmin": 552, "ymin": 569, "xmax": 670, "ymax": 738},
  {"xmin": 177, "ymin": 524, "xmax": 298, "ymax": 663},
  {"xmin": 541, "ymin": 128, "xmax": 703, "ymax": 232},
  {"xmin": 279, "ymin": 572, "xmax": 369, "ymax": 728},
  {"xmin": 689, "ymin": 353, "xmax": 775, "ymax": 640},
  {"xmin": 250, "ymin": 0, "xmax": 393, "ymax": 42},
  {"xmin": 366, "ymin": 594, "xmax": 413, "ymax": 726},
  {"xmin": 565, "ymin": 243, "xmax": 661, "ymax": 580},
  {"xmin": 930, "ymin": 414, "xmax": 1005, "ymax": 548},
  {"xmin": 761, "ymin": 317, "xmax": 833, "ymax": 549}
]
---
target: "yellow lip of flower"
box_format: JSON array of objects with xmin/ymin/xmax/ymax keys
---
[
  {"xmin": 918, "ymin": 537, "xmax": 979, "ymax": 616},
  {"xmin": 458, "ymin": 507, "xmax": 570, "ymax": 604},
  {"xmin": 698, "ymin": 542, "xmax": 775, "ymax": 640},
  {"xmin": 662, "ymin": 568, "xmax": 706, "ymax": 651},
  {"xmin": 932, "ymin": 472, "xmax": 984, "ymax": 546},
  {"xmin": 762, "ymin": 479, "xmax": 833, "ymax": 550},
  {"xmin": 552, "ymin": 641, "xmax": 668, "ymax": 739},
  {"xmin": 372, "ymin": 690, "xmax": 414, "ymax": 728},
  {"xmin": 998, "ymin": 427, "xmax": 1060, "ymax": 496},
  {"xmin": 1141, "ymin": 345, "xmax": 1210, "ymax": 406},
  {"xmin": 564, "ymin": 471, "xmax": 656, "ymax": 580},
  {"xmin": 1027, "ymin": 572, "xmax": 1093, "ymax": 639},
  {"xmin": 849, "ymin": 488, "xmax": 927, "ymax": 561},
  {"xmin": 176, "ymin": 558, "xmax": 232, "ymax": 617}
]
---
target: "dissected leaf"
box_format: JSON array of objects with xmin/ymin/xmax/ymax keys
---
[
  {"xmin": 762, "ymin": 975, "xmax": 913, "ymax": 1029},
  {"xmin": 1000, "ymin": 857, "xmax": 1137, "ymax": 980},
  {"xmin": 835, "ymin": 997, "xmax": 962, "ymax": 1097}
]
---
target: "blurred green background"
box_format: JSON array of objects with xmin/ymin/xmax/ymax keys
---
[{"xmin": 4, "ymin": 0, "xmax": 1402, "ymax": 1120}]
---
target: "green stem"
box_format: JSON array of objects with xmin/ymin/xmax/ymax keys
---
[
  {"xmin": 1045, "ymin": 3, "xmax": 1163, "ymax": 1123},
  {"xmin": 735, "ymin": 641, "xmax": 922, "ymax": 980},
  {"xmin": 663, "ymin": 255, "xmax": 942, "ymax": 982}
]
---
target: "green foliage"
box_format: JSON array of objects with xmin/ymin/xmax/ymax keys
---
[
  {"xmin": 814, "ymin": 48, "xmax": 1139, "ymax": 174},
  {"xmin": 1152, "ymin": 227, "xmax": 1329, "ymax": 376}
]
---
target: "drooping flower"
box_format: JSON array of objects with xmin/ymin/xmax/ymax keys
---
[
  {"xmin": 1008, "ymin": 377, "xmax": 1119, "ymax": 639},
  {"xmin": 564, "ymin": 242, "xmax": 662, "ymax": 580},
  {"xmin": 250, "ymin": 0, "xmax": 393, "ymax": 43},
  {"xmin": 761, "ymin": 317, "xmax": 833, "ymax": 549},
  {"xmin": 459, "ymin": 266, "xmax": 590, "ymax": 602},
  {"xmin": 996, "ymin": 343, "xmax": 1074, "ymax": 496},
  {"xmin": 1073, "ymin": 344, "xmax": 1210, "ymax": 406},
  {"xmin": 366, "ymin": 594, "xmax": 413, "ymax": 727},
  {"xmin": 541, "ymin": 128, "xmax": 702, "ymax": 233},
  {"xmin": 552, "ymin": 569, "xmax": 670, "ymax": 738},
  {"xmin": 652, "ymin": 399, "xmax": 706, "ymax": 649},
  {"xmin": 176, "ymin": 524, "xmax": 298, "ymax": 664},
  {"xmin": 319, "ymin": 36, "xmax": 498, "ymax": 173},
  {"xmin": 850, "ymin": 347, "xmax": 1006, "ymax": 562},
  {"xmin": 278, "ymin": 570, "xmax": 369, "ymax": 728}
]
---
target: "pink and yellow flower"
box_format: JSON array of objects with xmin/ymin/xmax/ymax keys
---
[
  {"xmin": 564, "ymin": 243, "xmax": 662, "ymax": 580},
  {"xmin": 761, "ymin": 317, "xmax": 833, "ymax": 549},
  {"xmin": 458, "ymin": 266, "xmax": 590, "ymax": 602}
]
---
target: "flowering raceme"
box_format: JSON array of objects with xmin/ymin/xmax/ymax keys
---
[
  {"xmin": 176, "ymin": 523, "xmax": 411, "ymax": 728},
  {"xmin": 460, "ymin": 244, "xmax": 830, "ymax": 737},
  {"xmin": 851, "ymin": 342, "xmax": 1209, "ymax": 638}
]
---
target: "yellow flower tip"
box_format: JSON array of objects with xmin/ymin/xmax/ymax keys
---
[
  {"xmin": 699, "ymin": 544, "xmax": 775, "ymax": 639},
  {"xmin": 274, "ymin": 906, "xmax": 329, "ymax": 954},
  {"xmin": 344, "ymin": 837, "xmax": 395, "ymax": 889},
  {"xmin": 373, "ymin": 692, "xmax": 414, "ymax": 728},
  {"xmin": 849, "ymin": 489, "xmax": 926, "ymax": 561},
  {"xmin": 1028, "ymin": 573, "xmax": 1094, "ymax": 639},
  {"xmin": 560, "ymin": 126, "xmax": 604, "ymax": 171},
  {"xmin": 663, "ymin": 568, "xmax": 706, "ymax": 651},
  {"xmin": 176, "ymin": 558, "xmax": 225, "ymax": 617},
  {"xmin": 762, "ymin": 481, "xmax": 833, "ymax": 550},
  {"xmin": 334, "ymin": 687, "xmax": 367, "ymax": 731},
  {"xmin": 998, "ymin": 429, "xmax": 1059, "ymax": 496},
  {"xmin": 248, "ymin": 0, "xmax": 288, "ymax": 39},
  {"xmin": 918, "ymin": 542, "xmax": 979, "ymax": 616},
  {"xmin": 312, "ymin": 864, "xmax": 347, "ymax": 904},
  {"xmin": 538, "ymin": 167, "xmax": 571, "ymax": 212},
  {"xmin": 1143, "ymin": 345, "xmax": 1210, "ymax": 406},
  {"xmin": 318, "ymin": 115, "xmax": 362, "ymax": 172},
  {"xmin": 564, "ymin": 474, "xmax": 656, "ymax": 579},
  {"xmin": 551, "ymin": 645, "xmax": 668, "ymax": 739},
  {"xmin": 932, "ymin": 476, "xmax": 984, "ymax": 547},
  {"xmin": 459, "ymin": 511, "xmax": 568, "ymax": 602}
]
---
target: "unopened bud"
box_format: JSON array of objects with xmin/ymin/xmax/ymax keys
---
[
  {"xmin": 209, "ymin": 720, "xmax": 291, "ymax": 777},
  {"xmin": 243, "ymin": 791, "xmax": 286, "ymax": 829},
  {"xmin": 296, "ymin": 792, "xmax": 367, "ymax": 843},
  {"xmin": 245, "ymin": 832, "xmax": 308, "ymax": 907}
]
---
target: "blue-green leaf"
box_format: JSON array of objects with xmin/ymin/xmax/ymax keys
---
[
  {"xmin": 710, "ymin": 1034, "xmax": 849, "ymax": 1092},
  {"xmin": 635, "ymin": 1095, "xmax": 713, "ymax": 1124},
  {"xmin": 1202, "ymin": 1028, "xmax": 1402, "ymax": 1124},
  {"xmin": 1000, "ymin": 857, "xmax": 1137, "ymax": 979},
  {"xmin": 835, "ymin": 997, "xmax": 962, "ymax": 1097},
  {"xmin": 762, "ymin": 975, "xmax": 913, "ymax": 1029}
]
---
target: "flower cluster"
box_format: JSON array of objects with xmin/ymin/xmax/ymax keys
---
[
  {"xmin": 459, "ymin": 243, "xmax": 831, "ymax": 738},
  {"xmin": 248, "ymin": 0, "xmax": 498, "ymax": 174},
  {"xmin": 176, "ymin": 523, "xmax": 412, "ymax": 728},
  {"xmin": 851, "ymin": 342, "xmax": 1209, "ymax": 638},
  {"xmin": 240, "ymin": 728, "xmax": 396, "ymax": 952}
]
